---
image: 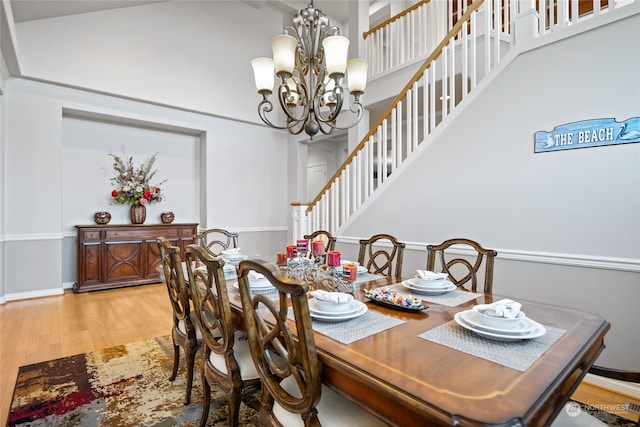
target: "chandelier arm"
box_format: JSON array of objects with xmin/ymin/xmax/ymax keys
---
[
  {"xmin": 314, "ymin": 84, "xmax": 345, "ymax": 125},
  {"xmin": 276, "ymin": 84, "xmax": 309, "ymax": 124},
  {"xmin": 257, "ymin": 98, "xmax": 301, "ymax": 131},
  {"xmin": 323, "ymin": 100, "xmax": 365, "ymax": 131}
]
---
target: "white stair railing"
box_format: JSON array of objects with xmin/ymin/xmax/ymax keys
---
[{"xmin": 293, "ymin": 0, "xmax": 632, "ymax": 238}]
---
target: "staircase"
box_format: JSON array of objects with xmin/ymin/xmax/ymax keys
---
[{"xmin": 292, "ymin": 0, "xmax": 630, "ymax": 238}]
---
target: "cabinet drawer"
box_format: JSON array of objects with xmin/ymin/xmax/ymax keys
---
[
  {"xmin": 80, "ymin": 230, "xmax": 101, "ymax": 241},
  {"xmin": 105, "ymin": 228, "xmax": 178, "ymax": 241},
  {"xmin": 181, "ymin": 227, "xmax": 197, "ymax": 237}
]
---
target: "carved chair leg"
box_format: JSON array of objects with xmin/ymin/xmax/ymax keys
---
[
  {"xmin": 184, "ymin": 346, "xmax": 197, "ymax": 405},
  {"xmin": 228, "ymin": 387, "xmax": 242, "ymax": 427},
  {"xmin": 169, "ymin": 342, "xmax": 180, "ymax": 382},
  {"xmin": 200, "ymin": 374, "xmax": 211, "ymax": 427}
]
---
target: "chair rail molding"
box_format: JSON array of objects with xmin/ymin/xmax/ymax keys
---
[
  {"xmin": 336, "ymin": 237, "xmax": 639, "ymax": 272},
  {"xmin": 4, "ymin": 233, "xmax": 64, "ymax": 241}
]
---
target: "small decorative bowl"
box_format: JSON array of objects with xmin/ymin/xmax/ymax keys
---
[
  {"xmin": 160, "ymin": 211, "xmax": 175, "ymax": 224},
  {"xmin": 472, "ymin": 306, "xmax": 526, "ymax": 330},
  {"xmin": 94, "ymin": 211, "xmax": 111, "ymax": 224}
]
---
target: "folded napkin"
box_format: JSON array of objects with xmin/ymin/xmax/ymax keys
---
[
  {"xmin": 475, "ymin": 299, "xmax": 522, "ymax": 318},
  {"xmin": 310, "ymin": 290, "xmax": 353, "ymax": 304},
  {"xmin": 248, "ymin": 271, "xmax": 265, "ymax": 281},
  {"xmin": 416, "ymin": 270, "xmax": 448, "ymax": 280}
]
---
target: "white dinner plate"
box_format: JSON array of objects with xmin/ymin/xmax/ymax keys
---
[
  {"xmin": 309, "ymin": 299, "xmax": 362, "ymax": 316},
  {"xmin": 454, "ymin": 311, "xmax": 546, "ymax": 341},
  {"xmin": 223, "ymin": 255, "xmax": 248, "ymax": 264},
  {"xmin": 459, "ymin": 310, "xmax": 538, "ymax": 335},
  {"xmin": 401, "ymin": 279, "xmax": 456, "ymax": 295},
  {"xmin": 356, "ymin": 266, "xmax": 368, "ymax": 274},
  {"xmin": 309, "ymin": 300, "xmax": 368, "ymax": 322},
  {"xmin": 223, "ymin": 264, "xmax": 235, "ymax": 272},
  {"xmin": 233, "ymin": 280, "xmax": 275, "ymax": 291},
  {"xmin": 406, "ymin": 277, "xmax": 453, "ymax": 289}
]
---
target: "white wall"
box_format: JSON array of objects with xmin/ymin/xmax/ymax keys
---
[
  {"xmin": 3, "ymin": 78, "xmax": 289, "ymax": 296},
  {"xmin": 339, "ymin": 11, "xmax": 640, "ymax": 370},
  {"xmin": 13, "ymin": 1, "xmax": 285, "ymax": 125}
]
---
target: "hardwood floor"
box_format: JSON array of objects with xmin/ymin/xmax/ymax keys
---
[
  {"xmin": 1, "ymin": 284, "xmax": 637, "ymax": 426},
  {"xmin": 0, "ymin": 284, "xmax": 173, "ymax": 425}
]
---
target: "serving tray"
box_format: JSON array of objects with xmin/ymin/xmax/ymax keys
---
[{"xmin": 362, "ymin": 288, "xmax": 428, "ymax": 312}]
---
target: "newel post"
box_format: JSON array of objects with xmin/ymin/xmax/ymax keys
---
[
  {"xmin": 515, "ymin": 0, "xmax": 539, "ymax": 44},
  {"xmin": 290, "ymin": 203, "xmax": 310, "ymax": 243}
]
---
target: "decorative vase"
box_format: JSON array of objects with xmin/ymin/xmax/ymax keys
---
[
  {"xmin": 94, "ymin": 211, "xmax": 111, "ymax": 224},
  {"xmin": 130, "ymin": 204, "xmax": 147, "ymax": 224},
  {"xmin": 160, "ymin": 211, "xmax": 175, "ymax": 224}
]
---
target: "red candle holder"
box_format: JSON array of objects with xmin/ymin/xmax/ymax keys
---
[
  {"xmin": 296, "ymin": 239, "xmax": 308, "ymax": 253},
  {"xmin": 326, "ymin": 251, "xmax": 341, "ymax": 267},
  {"xmin": 276, "ymin": 252, "xmax": 287, "ymax": 266},
  {"xmin": 286, "ymin": 245, "xmax": 297, "ymax": 258},
  {"xmin": 342, "ymin": 263, "xmax": 357, "ymax": 281},
  {"xmin": 312, "ymin": 240, "xmax": 325, "ymax": 255}
]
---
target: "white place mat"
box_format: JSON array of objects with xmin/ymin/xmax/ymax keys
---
[
  {"xmin": 418, "ymin": 320, "xmax": 566, "ymax": 372},
  {"xmin": 310, "ymin": 310, "xmax": 406, "ymax": 344},
  {"xmin": 353, "ymin": 272, "xmax": 385, "ymax": 284},
  {"xmin": 386, "ymin": 283, "xmax": 482, "ymax": 307}
]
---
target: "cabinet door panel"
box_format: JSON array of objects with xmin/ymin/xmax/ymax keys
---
[
  {"xmin": 81, "ymin": 243, "xmax": 101, "ymax": 284},
  {"xmin": 104, "ymin": 242, "xmax": 144, "ymax": 282},
  {"xmin": 145, "ymin": 238, "xmax": 176, "ymax": 279}
]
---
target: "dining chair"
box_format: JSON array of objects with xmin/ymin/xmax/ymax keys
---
[
  {"xmin": 184, "ymin": 245, "xmax": 261, "ymax": 427},
  {"xmin": 426, "ymin": 238, "xmax": 497, "ymax": 294},
  {"xmin": 194, "ymin": 228, "xmax": 239, "ymax": 257},
  {"xmin": 303, "ymin": 229, "xmax": 336, "ymax": 260},
  {"xmin": 156, "ymin": 236, "xmax": 202, "ymax": 405},
  {"xmin": 236, "ymin": 259, "xmax": 388, "ymax": 427},
  {"xmin": 552, "ymin": 366, "xmax": 640, "ymax": 426},
  {"xmin": 357, "ymin": 233, "xmax": 406, "ymax": 278}
]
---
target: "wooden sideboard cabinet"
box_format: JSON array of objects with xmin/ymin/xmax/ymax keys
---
[{"xmin": 74, "ymin": 223, "xmax": 198, "ymax": 293}]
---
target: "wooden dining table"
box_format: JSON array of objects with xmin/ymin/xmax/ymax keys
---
[{"xmin": 222, "ymin": 268, "xmax": 609, "ymax": 427}]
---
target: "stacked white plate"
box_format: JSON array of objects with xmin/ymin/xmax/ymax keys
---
[
  {"xmin": 401, "ymin": 277, "xmax": 457, "ymax": 295},
  {"xmin": 454, "ymin": 309, "xmax": 546, "ymax": 341},
  {"xmin": 233, "ymin": 277, "xmax": 275, "ymax": 293},
  {"xmin": 222, "ymin": 254, "xmax": 248, "ymax": 265},
  {"xmin": 309, "ymin": 299, "xmax": 368, "ymax": 323}
]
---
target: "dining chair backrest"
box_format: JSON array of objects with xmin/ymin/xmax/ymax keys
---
[
  {"xmin": 185, "ymin": 245, "xmax": 235, "ymax": 368},
  {"xmin": 303, "ymin": 230, "xmax": 337, "ymax": 260},
  {"xmin": 184, "ymin": 244, "xmax": 260, "ymax": 427},
  {"xmin": 194, "ymin": 228, "xmax": 239, "ymax": 257},
  {"xmin": 426, "ymin": 238, "xmax": 497, "ymax": 294},
  {"xmin": 357, "ymin": 233, "xmax": 406, "ymax": 278},
  {"xmin": 156, "ymin": 236, "xmax": 201, "ymax": 405},
  {"xmin": 236, "ymin": 259, "xmax": 322, "ymax": 425}
]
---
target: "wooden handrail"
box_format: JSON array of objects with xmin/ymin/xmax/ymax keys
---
[
  {"xmin": 363, "ymin": 0, "xmax": 431, "ymax": 39},
  {"xmin": 307, "ymin": 0, "xmax": 485, "ymax": 214}
]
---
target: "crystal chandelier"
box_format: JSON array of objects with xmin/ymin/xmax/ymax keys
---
[{"xmin": 251, "ymin": 1, "xmax": 368, "ymax": 139}]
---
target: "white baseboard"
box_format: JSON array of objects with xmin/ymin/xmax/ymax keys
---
[
  {"xmin": 584, "ymin": 373, "xmax": 640, "ymax": 400},
  {"xmin": 5, "ymin": 287, "xmax": 65, "ymax": 301}
]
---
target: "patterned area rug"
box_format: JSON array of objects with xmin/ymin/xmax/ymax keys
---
[
  {"xmin": 7, "ymin": 336, "xmax": 259, "ymax": 426},
  {"xmin": 8, "ymin": 336, "xmax": 637, "ymax": 426}
]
